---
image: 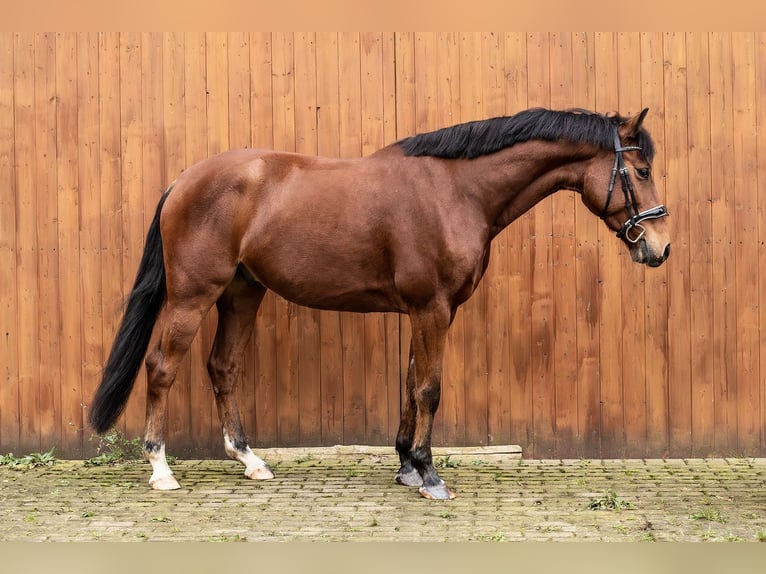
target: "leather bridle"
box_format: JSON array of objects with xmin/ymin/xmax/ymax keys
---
[{"xmin": 601, "ymin": 128, "xmax": 668, "ymax": 244}]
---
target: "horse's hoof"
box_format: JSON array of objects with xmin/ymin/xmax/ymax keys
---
[
  {"xmin": 245, "ymin": 465, "xmax": 275, "ymax": 480},
  {"xmin": 395, "ymin": 468, "xmax": 424, "ymax": 487},
  {"xmin": 419, "ymin": 482, "xmax": 456, "ymax": 500},
  {"xmin": 150, "ymin": 474, "xmax": 181, "ymax": 491}
]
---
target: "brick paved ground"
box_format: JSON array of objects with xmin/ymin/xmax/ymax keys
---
[{"xmin": 1, "ymin": 447, "xmax": 765, "ymax": 542}]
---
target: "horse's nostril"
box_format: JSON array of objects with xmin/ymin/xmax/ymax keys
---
[{"xmin": 663, "ymin": 244, "xmax": 671, "ymax": 260}]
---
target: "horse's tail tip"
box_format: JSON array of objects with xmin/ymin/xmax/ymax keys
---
[{"xmin": 87, "ymin": 402, "xmax": 117, "ymax": 435}]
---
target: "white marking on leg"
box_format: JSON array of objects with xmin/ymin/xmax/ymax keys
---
[
  {"xmin": 146, "ymin": 444, "xmax": 180, "ymax": 490},
  {"xmin": 224, "ymin": 433, "xmax": 274, "ymax": 480}
]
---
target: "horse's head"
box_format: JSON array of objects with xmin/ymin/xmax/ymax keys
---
[{"xmin": 583, "ymin": 108, "xmax": 670, "ymax": 267}]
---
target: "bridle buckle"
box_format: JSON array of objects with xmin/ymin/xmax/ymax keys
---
[
  {"xmin": 616, "ymin": 205, "xmax": 669, "ymax": 243},
  {"xmin": 621, "ymin": 222, "xmax": 646, "ymax": 244}
]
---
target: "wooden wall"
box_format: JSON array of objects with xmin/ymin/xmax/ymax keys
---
[{"xmin": 1, "ymin": 33, "xmax": 764, "ymax": 459}]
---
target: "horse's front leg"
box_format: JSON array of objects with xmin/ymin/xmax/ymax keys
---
[
  {"xmin": 402, "ymin": 305, "xmax": 455, "ymax": 500},
  {"xmin": 394, "ymin": 342, "xmax": 423, "ymax": 487}
]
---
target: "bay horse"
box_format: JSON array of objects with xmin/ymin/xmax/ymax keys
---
[{"xmin": 89, "ymin": 107, "xmax": 670, "ymax": 499}]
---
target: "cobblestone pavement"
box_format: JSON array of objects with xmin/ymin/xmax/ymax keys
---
[{"xmin": 1, "ymin": 447, "xmax": 765, "ymax": 542}]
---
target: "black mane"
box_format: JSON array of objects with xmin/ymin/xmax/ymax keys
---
[{"xmin": 397, "ymin": 108, "xmax": 655, "ymax": 162}]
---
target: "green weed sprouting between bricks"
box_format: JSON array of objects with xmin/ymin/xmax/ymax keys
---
[
  {"xmin": 0, "ymin": 447, "xmax": 57, "ymax": 470},
  {"xmin": 690, "ymin": 507, "xmax": 727, "ymax": 524},
  {"xmin": 587, "ymin": 489, "xmax": 634, "ymax": 511},
  {"xmin": 84, "ymin": 429, "xmax": 145, "ymax": 466},
  {"xmin": 435, "ymin": 455, "xmax": 459, "ymax": 469}
]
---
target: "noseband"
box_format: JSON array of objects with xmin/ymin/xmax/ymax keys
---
[{"xmin": 601, "ymin": 128, "xmax": 668, "ymax": 243}]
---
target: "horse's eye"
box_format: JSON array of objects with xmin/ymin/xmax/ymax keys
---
[{"xmin": 635, "ymin": 167, "xmax": 651, "ymax": 180}]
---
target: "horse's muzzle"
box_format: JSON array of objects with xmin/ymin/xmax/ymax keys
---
[
  {"xmin": 646, "ymin": 242, "xmax": 670, "ymax": 267},
  {"xmin": 631, "ymin": 240, "xmax": 670, "ymax": 267}
]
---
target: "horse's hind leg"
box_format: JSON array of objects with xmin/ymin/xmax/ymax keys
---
[
  {"xmin": 144, "ymin": 300, "xmax": 214, "ymax": 490},
  {"xmin": 207, "ymin": 274, "xmax": 274, "ymax": 480}
]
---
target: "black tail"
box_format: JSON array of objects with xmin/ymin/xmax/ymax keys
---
[{"xmin": 88, "ymin": 187, "xmax": 173, "ymax": 434}]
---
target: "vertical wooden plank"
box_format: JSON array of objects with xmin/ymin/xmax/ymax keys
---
[
  {"xmin": 225, "ymin": 31, "xmax": 256, "ymax": 450},
  {"xmin": 77, "ymin": 32, "xmax": 103, "ymax": 453},
  {"xmin": 572, "ymin": 32, "xmax": 602, "ymax": 458},
  {"xmin": 201, "ymin": 32, "xmax": 231, "ymax": 451},
  {"xmin": 685, "ymin": 32, "xmax": 715, "ymax": 457},
  {"xmin": 248, "ymin": 32, "xmax": 278, "ymax": 447},
  {"xmin": 163, "ymin": 34, "xmax": 187, "ymax": 173},
  {"xmin": 293, "ymin": 32, "xmax": 322, "ymax": 446},
  {"xmin": 434, "ymin": 32, "xmax": 464, "ymax": 447},
  {"xmin": 757, "ymin": 32, "xmax": 766, "ymax": 457},
  {"xmin": 316, "ymin": 32, "xmax": 344, "ymax": 445},
  {"xmin": 35, "ymin": 32, "xmax": 61, "ymax": 453},
  {"xmin": 97, "ymin": 32, "xmax": 123, "ymax": 444},
  {"xmin": 414, "ymin": 32, "xmax": 449, "ymax": 444},
  {"xmin": 503, "ymin": 32, "xmax": 533, "ymax": 455},
  {"xmin": 731, "ymin": 33, "xmax": 759, "ymax": 455},
  {"xmin": 360, "ymin": 32, "xmax": 389, "ymax": 445},
  {"xmin": 337, "ymin": 32, "xmax": 366, "ymax": 445},
  {"xmin": 663, "ymin": 32, "xmax": 692, "ymax": 457},
  {"xmin": 162, "ymin": 33, "xmax": 189, "ymax": 450},
  {"xmin": 141, "ymin": 33, "xmax": 165, "ymax": 242},
  {"xmin": 227, "ymin": 33, "xmax": 251, "ymax": 150},
  {"xmin": 381, "ymin": 33, "xmax": 401, "ymax": 445},
  {"xmin": 498, "ymin": 33, "xmax": 532, "ymax": 454},
  {"xmin": 549, "ymin": 32, "xmax": 579, "ymax": 457},
  {"xmin": 617, "ymin": 32, "xmax": 647, "ymax": 459},
  {"xmin": 594, "ymin": 32, "xmax": 624, "ymax": 458},
  {"xmin": 13, "ymin": 33, "xmax": 40, "ymax": 453},
  {"xmin": 201, "ymin": 34, "xmax": 228, "ymax": 452},
  {"xmin": 413, "ymin": 33, "xmax": 439, "ymax": 132},
  {"xmin": 708, "ymin": 32, "xmax": 738, "ymax": 455},
  {"xmin": 183, "ymin": 32, "xmax": 215, "ymax": 453},
  {"xmin": 394, "ymin": 32, "xmax": 415, "ymax": 446},
  {"xmin": 0, "ymin": 33, "xmax": 20, "ymax": 453},
  {"xmin": 526, "ymin": 32, "xmax": 555, "ymax": 458},
  {"xmin": 640, "ymin": 32, "xmax": 670, "ymax": 457},
  {"xmin": 481, "ymin": 32, "xmax": 512, "ymax": 447},
  {"xmin": 205, "ymin": 32, "xmax": 229, "ymax": 157},
  {"xmin": 293, "ymin": 32, "xmax": 317, "ymax": 154},
  {"xmin": 249, "ymin": 33, "xmax": 274, "ymax": 151},
  {"xmin": 118, "ymin": 33, "xmax": 145, "ymax": 441},
  {"xmin": 140, "ymin": 33, "xmax": 167, "ymax": 449},
  {"xmin": 56, "ymin": 32, "xmax": 84, "ymax": 453},
  {"xmin": 459, "ymin": 32, "xmax": 489, "ymax": 446},
  {"xmin": 270, "ymin": 32, "xmax": 300, "ymax": 446}
]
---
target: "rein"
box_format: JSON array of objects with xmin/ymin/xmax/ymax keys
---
[{"xmin": 601, "ymin": 128, "xmax": 668, "ymax": 243}]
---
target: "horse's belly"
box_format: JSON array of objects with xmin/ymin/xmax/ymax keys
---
[{"xmin": 239, "ymin": 258, "xmax": 404, "ymax": 314}]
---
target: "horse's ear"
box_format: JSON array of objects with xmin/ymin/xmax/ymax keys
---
[{"xmin": 619, "ymin": 107, "xmax": 649, "ymax": 139}]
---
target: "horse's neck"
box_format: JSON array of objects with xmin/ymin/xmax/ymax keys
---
[{"xmin": 462, "ymin": 141, "xmax": 592, "ymax": 238}]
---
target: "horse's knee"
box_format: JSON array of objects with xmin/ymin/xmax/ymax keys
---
[{"xmin": 415, "ymin": 379, "xmax": 442, "ymax": 414}]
